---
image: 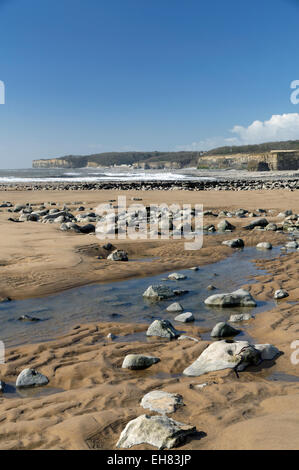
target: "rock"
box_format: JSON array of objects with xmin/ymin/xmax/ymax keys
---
[
  {"xmin": 278, "ymin": 210, "xmax": 292, "ymax": 217},
  {"xmin": 140, "ymin": 390, "xmax": 184, "ymax": 414},
  {"xmin": 207, "ymin": 285, "xmax": 216, "ymax": 291},
  {"xmin": 168, "ymin": 273, "xmax": 187, "ymax": 281},
  {"xmin": 256, "ymin": 242, "xmax": 272, "ymax": 250},
  {"xmin": 189, "ymin": 266, "xmax": 199, "ymax": 271},
  {"xmin": 204, "ymin": 288, "xmax": 256, "ymax": 308},
  {"xmin": 116, "ymin": 414, "xmax": 196, "ymax": 449},
  {"xmin": 174, "ymin": 312, "xmax": 194, "ymax": 323},
  {"xmin": 0, "ymin": 381, "xmax": 5, "ymax": 392},
  {"xmin": 285, "ymin": 241, "xmax": 298, "ymax": 249},
  {"xmin": 229, "ymin": 313, "xmax": 253, "ymax": 322},
  {"xmin": 173, "ymin": 289, "xmax": 189, "ymax": 296},
  {"xmin": 265, "ymin": 223, "xmax": 278, "ymax": 231},
  {"xmin": 254, "ymin": 344, "xmax": 280, "ymax": 360},
  {"xmin": 146, "ymin": 319, "xmax": 180, "ymax": 339},
  {"xmin": 183, "ymin": 340, "xmax": 261, "ymax": 376},
  {"xmin": 217, "ymin": 219, "xmax": 235, "ymax": 232},
  {"xmin": 244, "ymin": 218, "xmax": 268, "ymax": 230},
  {"xmin": 222, "ymin": 238, "xmax": 244, "ymax": 248},
  {"xmin": 122, "ymin": 354, "xmax": 160, "ymax": 370},
  {"xmin": 80, "ymin": 223, "xmax": 96, "ymax": 234},
  {"xmin": 210, "ymin": 322, "xmax": 240, "ymax": 337},
  {"xmin": 107, "ymin": 333, "xmax": 116, "ymax": 340},
  {"xmin": 107, "ymin": 249, "xmax": 128, "ymax": 261},
  {"xmin": 103, "ymin": 243, "xmax": 114, "ymax": 251},
  {"xmin": 143, "ymin": 285, "xmax": 175, "ymax": 301},
  {"xmin": 16, "ymin": 368, "xmax": 49, "ymax": 388},
  {"xmin": 18, "ymin": 315, "xmax": 40, "ymax": 322},
  {"xmin": 13, "ymin": 204, "xmax": 27, "ymax": 212},
  {"xmin": 274, "ymin": 289, "xmax": 289, "ymax": 299},
  {"xmin": 166, "ymin": 302, "xmax": 183, "ymax": 313}
]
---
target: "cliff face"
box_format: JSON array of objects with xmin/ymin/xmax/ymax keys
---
[{"xmin": 198, "ymin": 151, "xmax": 299, "ymax": 171}]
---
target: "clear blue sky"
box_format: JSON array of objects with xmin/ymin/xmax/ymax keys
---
[{"xmin": 1, "ymin": 0, "xmax": 299, "ymax": 168}]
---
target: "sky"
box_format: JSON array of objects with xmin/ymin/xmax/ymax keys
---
[{"xmin": 1, "ymin": 0, "xmax": 299, "ymax": 168}]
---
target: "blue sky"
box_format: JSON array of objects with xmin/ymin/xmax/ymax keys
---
[{"xmin": 1, "ymin": 0, "xmax": 299, "ymax": 168}]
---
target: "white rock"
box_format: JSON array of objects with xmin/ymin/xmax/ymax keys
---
[
  {"xmin": 254, "ymin": 344, "xmax": 280, "ymax": 360},
  {"xmin": 168, "ymin": 273, "xmax": 187, "ymax": 281},
  {"xmin": 140, "ymin": 390, "xmax": 184, "ymax": 414},
  {"xmin": 16, "ymin": 368, "xmax": 49, "ymax": 388},
  {"xmin": 274, "ymin": 289, "xmax": 289, "ymax": 299},
  {"xmin": 166, "ymin": 302, "xmax": 183, "ymax": 313},
  {"xmin": 256, "ymin": 242, "xmax": 272, "ymax": 250},
  {"xmin": 183, "ymin": 340, "xmax": 260, "ymax": 376},
  {"xmin": 116, "ymin": 414, "xmax": 196, "ymax": 449},
  {"xmin": 229, "ymin": 313, "xmax": 253, "ymax": 322},
  {"xmin": 174, "ymin": 312, "xmax": 194, "ymax": 323}
]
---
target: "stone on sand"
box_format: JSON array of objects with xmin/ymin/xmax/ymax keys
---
[
  {"xmin": 146, "ymin": 319, "xmax": 179, "ymax": 339},
  {"xmin": 116, "ymin": 414, "xmax": 196, "ymax": 449},
  {"xmin": 210, "ymin": 322, "xmax": 239, "ymax": 338},
  {"xmin": 254, "ymin": 344, "xmax": 280, "ymax": 360},
  {"xmin": 244, "ymin": 218, "xmax": 268, "ymax": 230},
  {"xmin": 217, "ymin": 220, "xmax": 235, "ymax": 232},
  {"xmin": 256, "ymin": 242, "xmax": 272, "ymax": 250},
  {"xmin": 274, "ymin": 289, "xmax": 289, "ymax": 299},
  {"xmin": 107, "ymin": 249, "xmax": 128, "ymax": 261},
  {"xmin": 222, "ymin": 238, "xmax": 244, "ymax": 248},
  {"xmin": 183, "ymin": 340, "xmax": 261, "ymax": 376},
  {"xmin": 16, "ymin": 368, "xmax": 49, "ymax": 388},
  {"xmin": 122, "ymin": 354, "xmax": 160, "ymax": 370},
  {"xmin": 140, "ymin": 390, "xmax": 184, "ymax": 414}
]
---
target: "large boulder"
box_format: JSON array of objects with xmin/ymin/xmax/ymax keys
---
[
  {"xmin": 16, "ymin": 369, "xmax": 49, "ymax": 388},
  {"xmin": 183, "ymin": 340, "xmax": 261, "ymax": 376},
  {"xmin": 204, "ymin": 288, "xmax": 256, "ymax": 308},
  {"xmin": 140, "ymin": 390, "xmax": 184, "ymax": 414},
  {"xmin": 210, "ymin": 322, "xmax": 240, "ymax": 337},
  {"xmin": 143, "ymin": 285, "xmax": 175, "ymax": 301},
  {"xmin": 146, "ymin": 319, "xmax": 180, "ymax": 339},
  {"xmin": 116, "ymin": 414, "xmax": 196, "ymax": 449},
  {"xmin": 122, "ymin": 354, "xmax": 160, "ymax": 370}
]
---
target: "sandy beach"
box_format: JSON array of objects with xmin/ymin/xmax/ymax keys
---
[{"xmin": 0, "ymin": 188, "xmax": 299, "ymax": 450}]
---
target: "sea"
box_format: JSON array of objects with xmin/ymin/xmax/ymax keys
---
[{"xmin": 0, "ymin": 167, "xmax": 217, "ymax": 183}]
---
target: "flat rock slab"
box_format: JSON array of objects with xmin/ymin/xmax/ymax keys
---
[
  {"xmin": 122, "ymin": 354, "xmax": 160, "ymax": 370},
  {"xmin": 183, "ymin": 340, "xmax": 260, "ymax": 377},
  {"xmin": 16, "ymin": 368, "xmax": 49, "ymax": 388},
  {"xmin": 116, "ymin": 414, "xmax": 196, "ymax": 449},
  {"xmin": 140, "ymin": 390, "xmax": 184, "ymax": 414},
  {"xmin": 204, "ymin": 288, "xmax": 256, "ymax": 308}
]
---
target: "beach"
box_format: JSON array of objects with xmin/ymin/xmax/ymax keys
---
[{"xmin": 0, "ymin": 187, "xmax": 299, "ymax": 450}]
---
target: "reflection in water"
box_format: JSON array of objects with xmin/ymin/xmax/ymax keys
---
[{"xmin": 0, "ymin": 247, "xmax": 283, "ymax": 347}]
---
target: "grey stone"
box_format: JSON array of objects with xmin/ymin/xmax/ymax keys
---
[
  {"xmin": 166, "ymin": 302, "xmax": 183, "ymax": 313},
  {"xmin": 122, "ymin": 354, "xmax": 160, "ymax": 370},
  {"xmin": 204, "ymin": 288, "xmax": 256, "ymax": 308},
  {"xmin": 254, "ymin": 344, "xmax": 280, "ymax": 360},
  {"xmin": 143, "ymin": 285, "xmax": 175, "ymax": 301},
  {"xmin": 140, "ymin": 390, "xmax": 184, "ymax": 414},
  {"xmin": 210, "ymin": 322, "xmax": 239, "ymax": 338},
  {"xmin": 217, "ymin": 220, "xmax": 235, "ymax": 232},
  {"xmin": 107, "ymin": 249, "xmax": 128, "ymax": 261},
  {"xmin": 174, "ymin": 312, "xmax": 194, "ymax": 323},
  {"xmin": 168, "ymin": 273, "xmax": 187, "ymax": 281},
  {"xmin": 244, "ymin": 218, "xmax": 268, "ymax": 230},
  {"xmin": 256, "ymin": 242, "xmax": 272, "ymax": 250},
  {"xmin": 229, "ymin": 313, "xmax": 253, "ymax": 322},
  {"xmin": 16, "ymin": 368, "xmax": 49, "ymax": 388},
  {"xmin": 116, "ymin": 414, "xmax": 196, "ymax": 449},
  {"xmin": 274, "ymin": 289, "xmax": 289, "ymax": 299},
  {"xmin": 146, "ymin": 319, "xmax": 179, "ymax": 339},
  {"xmin": 222, "ymin": 238, "xmax": 244, "ymax": 248}
]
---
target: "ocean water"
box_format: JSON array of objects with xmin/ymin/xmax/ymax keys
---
[{"xmin": 0, "ymin": 167, "xmax": 216, "ymax": 183}]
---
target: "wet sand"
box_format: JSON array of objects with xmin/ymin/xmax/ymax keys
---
[{"xmin": 0, "ymin": 189, "xmax": 299, "ymax": 450}]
